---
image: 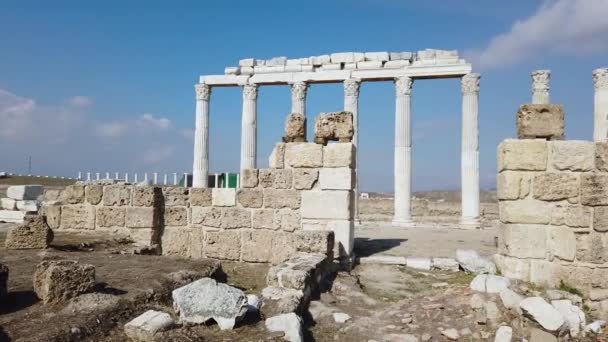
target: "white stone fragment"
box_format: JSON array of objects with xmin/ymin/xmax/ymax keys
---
[
  {"xmin": 389, "ymin": 52, "xmax": 413, "ymax": 61},
  {"xmin": 318, "ymin": 63, "xmax": 341, "ymax": 71},
  {"xmin": 212, "ymin": 188, "xmax": 236, "ymax": 207},
  {"xmin": 353, "ymin": 52, "xmax": 365, "ymax": 62},
  {"xmin": 456, "ymin": 249, "xmax": 496, "ymax": 274},
  {"xmin": 470, "ymin": 275, "xmax": 510, "ymax": 294},
  {"xmin": 417, "ymin": 49, "xmax": 436, "ymax": 60},
  {"xmin": 224, "ymin": 66, "xmax": 240, "ymax": 75},
  {"xmin": 247, "ymin": 294, "xmax": 261, "ymax": 312},
  {"xmin": 319, "ymin": 168, "xmax": 354, "ymax": 190},
  {"xmin": 301, "ymin": 65, "xmax": 314, "ymax": 72},
  {"xmin": 7, "ymin": 185, "xmax": 43, "ymax": 200},
  {"xmin": 356, "ymin": 61, "xmax": 383, "ymax": 69},
  {"xmin": 333, "ymin": 312, "xmax": 351, "ymax": 323},
  {"xmin": 441, "ymin": 328, "xmax": 459, "ymax": 340},
  {"xmin": 358, "ymin": 255, "xmax": 406, "ymax": 265},
  {"xmin": 343, "ymin": 63, "xmax": 357, "ymax": 70},
  {"xmin": 268, "ymin": 56, "xmax": 287, "ymax": 66},
  {"xmin": 265, "ymin": 312, "xmax": 303, "ymax": 342},
  {"xmin": 551, "ymin": 300, "xmax": 585, "ymax": 337},
  {"xmin": 240, "ymin": 66, "xmax": 254, "ymax": 75},
  {"xmin": 499, "ymin": 288, "xmax": 524, "ymax": 314},
  {"xmin": 16, "ymin": 200, "xmax": 38, "ymax": 212},
  {"xmin": 364, "ymin": 52, "xmax": 389, "ymax": 61},
  {"xmin": 255, "ymin": 66, "xmax": 285, "ymax": 73},
  {"xmin": 406, "ymin": 257, "xmax": 432, "ymax": 270},
  {"xmin": 285, "ymin": 65, "xmax": 302, "ymax": 72},
  {"xmin": 0, "ymin": 210, "xmax": 28, "ymax": 223},
  {"xmin": 239, "ymin": 58, "xmax": 256, "ymax": 67},
  {"xmin": 124, "ymin": 310, "xmax": 173, "ymax": 342},
  {"xmin": 286, "ymin": 58, "xmax": 310, "ymax": 66},
  {"xmin": 585, "ymin": 320, "xmax": 606, "ymax": 334},
  {"xmin": 519, "ymin": 297, "xmax": 565, "ymax": 332},
  {"xmin": 310, "ymin": 55, "xmax": 330, "ymax": 65},
  {"xmin": 431, "ymin": 258, "xmax": 459, "ymax": 272},
  {"xmin": 1, "ymin": 198, "xmax": 17, "ymax": 210},
  {"xmin": 494, "ymin": 326, "xmax": 512, "ymax": 342},
  {"xmin": 330, "ymin": 52, "xmax": 355, "ymax": 63},
  {"xmin": 301, "ymin": 191, "xmax": 351, "ymax": 220},
  {"xmin": 384, "ymin": 60, "xmax": 411, "ymax": 69}
]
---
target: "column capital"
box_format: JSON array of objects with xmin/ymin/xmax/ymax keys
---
[
  {"xmin": 242, "ymin": 84, "xmax": 258, "ymax": 100},
  {"xmin": 531, "ymin": 69, "xmax": 550, "ymax": 92},
  {"xmin": 461, "ymin": 73, "xmax": 481, "ymax": 95},
  {"xmin": 290, "ymin": 81, "xmax": 308, "ymax": 101},
  {"xmin": 395, "ymin": 76, "xmax": 413, "ymax": 96},
  {"xmin": 593, "ymin": 68, "xmax": 608, "ymax": 91},
  {"xmin": 195, "ymin": 83, "xmax": 211, "ymax": 101},
  {"xmin": 344, "ymin": 78, "xmax": 361, "ymax": 97}
]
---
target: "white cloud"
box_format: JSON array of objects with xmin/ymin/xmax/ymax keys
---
[
  {"xmin": 67, "ymin": 96, "xmax": 92, "ymax": 107},
  {"xmin": 141, "ymin": 145, "xmax": 174, "ymax": 164},
  {"xmin": 139, "ymin": 113, "xmax": 171, "ymax": 130},
  {"xmin": 96, "ymin": 121, "xmax": 129, "ymax": 138},
  {"xmin": 467, "ymin": 0, "xmax": 608, "ymax": 69}
]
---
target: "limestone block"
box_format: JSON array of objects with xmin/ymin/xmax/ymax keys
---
[
  {"xmin": 259, "ymin": 169, "xmax": 293, "ymax": 189},
  {"xmin": 356, "ymin": 61, "xmax": 383, "ymax": 69},
  {"xmin": 240, "ymin": 66, "xmax": 254, "ymax": 75},
  {"xmin": 576, "ymin": 232, "xmax": 608, "ymax": 263},
  {"xmin": 301, "ymin": 190, "xmax": 351, "ymax": 220},
  {"xmin": 7, "ymin": 185, "xmax": 43, "ymax": 200},
  {"xmin": 239, "ymin": 58, "xmax": 256, "ymax": 67},
  {"xmin": 190, "ymin": 188, "xmax": 212, "ymax": 206},
  {"xmin": 0, "ymin": 209, "xmax": 27, "ymax": 223},
  {"xmin": 519, "ymin": 297, "xmax": 565, "ymax": 332},
  {"xmin": 212, "ymin": 188, "xmax": 236, "ymax": 207},
  {"xmin": 241, "ymin": 169, "xmax": 259, "ymax": 188},
  {"xmin": 331, "ymin": 52, "xmax": 364, "ymax": 63},
  {"xmin": 43, "ymin": 189, "xmax": 61, "ymax": 202},
  {"xmin": 269, "ymin": 144, "xmax": 285, "ymax": 169},
  {"xmin": 594, "ymin": 206, "xmax": 608, "ymax": 232},
  {"xmin": 265, "ymin": 313, "xmax": 303, "ymax": 342},
  {"xmin": 496, "ymin": 255, "xmax": 530, "ymax": 281},
  {"xmin": 165, "ymin": 207, "xmax": 188, "ymax": 227},
  {"xmin": 547, "ymin": 226, "xmax": 576, "ymax": 261},
  {"xmin": 252, "ymin": 209, "xmax": 276, "ymax": 230},
  {"xmin": 255, "ymin": 65, "xmax": 286, "ymax": 73},
  {"xmin": 550, "ymin": 205, "xmax": 591, "ymax": 228},
  {"xmin": 532, "ymin": 173, "xmax": 579, "ymax": 201},
  {"xmin": 595, "ymin": 142, "xmax": 608, "ymax": 171},
  {"xmin": 295, "ymin": 230, "xmax": 334, "ymax": 256},
  {"xmin": 558, "ymin": 264, "xmax": 592, "ymax": 294},
  {"xmin": 431, "ymin": 258, "xmax": 460, "ymax": 272},
  {"xmin": 343, "ymin": 62, "xmax": 356, "ymax": 70},
  {"xmin": 270, "ymin": 232, "xmax": 298, "ymax": 264},
  {"xmin": 126, "ymin": 207, "xmax": 158, "ymax": 228},
  {"xmin": 241, "ymin": 230, "xmax": 274, "ymax": 262},
  {"xmin": 384, "ymin": 60, "xmax": 410, "ymax": 69},
  {"xmin": 5, "ymin": 215, "xmax": 53, "ymax": 249},
  {"xmin": 313, "ymin": 112, "xmax": 354, "ymax": 145},
  {"xmin": 267, "ymin": 254, "xmax": 327, "ymax": 289},
  {"xmin": 293, "ymin": 169, "xmax": 318, "ymax": 190},
  {"xmin": 580, "ymin": 173, "xmax": 608, "ymax": 206},
  {"xmin": 389, "ymin": 52, "xmax": 413, "ymax": 61},
  {"xmin": 124, "ymin": 310, "xmax": 174, "ymax": 342},
  {"xmin": 102, "ymin": 185, "xmax": 131, "ymax": 206},
  {"xmin": 161, "ymin": 227, "xmax": 201, "ymax": 257},
  {"xmin": 190, "ymin": 207, "xmax": 222, "ymax": 227},
  {"xmin": 516, "ymin": 104, "xmax": 564, "ymax": 140},
  {"xmin": 263, "ymin": 189, "xmax": 301, "ymax": 209},
  {"xmin": 220, "ymin": 208, "xmax": 251, "ymax": 229},
  {"xmin": 224, "ymin": 66, "xmax": 240, "ymax": 75},
  {"xmin": 132, "ymin": 187, "xmax": 161, "ymax": 207},
  {"xmin": 310, "ymin": 55, "xmax": 330, "ymax": 65},
  {"xmin": 327, "ymin": 220, "xmax": 354, "ymax": 258},
  {"xmin": 529, "ymin": 259, "xmax": 561, "ymax": 287},
  {"xmin": 85, "ymin": 185, "xmax": 103, "ymax": 205},
  {"xmin": 237, "ymin": 189, "xmax": 263, "ymax": 208},
  {"xmin": 285, "ymin": 143, "xmax": 323, "ymax": 168},
  {"xmin": 96, "ymin": 207, "xmax": 126, "ymax": 228},
  {"xmin": 286, "ymin": 58, "xmax": 310, "ymax": 66},
  {"xmin": 163, "ymin": 187, "xmax": 189, "ymax": 206},
  {"xmin": 60, "ymin": 205, "xmax": 96, "ymax": 230},
  {"xmin": 1, "ymin": 198, "xmax": 16, "ymax": 210},
  {"xmin": 319, "ymin": 168, "xmax": 354, "ymax": 190},
  {"xmin": 129, "ymin": 228, "xmax": 160, "ymax": 247},
  {"xmin": 323, "ymin": 143, "xmax": 355, "ymax": 168},
  {"xmin": 283, "ymin": 113, "xmax": 307, "ymax": 143},
  {"xmin": 497, "ymin": 139, "xmax": 547, "ymax": 171},
  {"xmin": 364, "ymin": 52, "xmax": 389, "ymax": 61},
  {"xmin": 41, "ymin": 205, "xmax": 61, "ymax": 229},
  {"xmin": 61, "ymin": 185, "xmax": 85, "ymax": 204},
  {"xmin": 33, "ymin": 260, "xmax": 95, "ymax": 304},
  {"xmin": 274, "ymin": 209, "xmax": 301, "ymax": 232},
  {"xmin": 499, "ymin": 199, "xmax": 552, "ymax": 224},
  {"xmin": 16, "ymin": 200, "xmax": 38, "ymax": 212},
  {"xmin": 550, "ymin": 141, "xmax": 594, "ymax": 171},
  {"xmin": 497, "ymin": 171, "xmax": 530, "ymax": 200},
  {"xmin": 322, "ymin": 63, "xmax": 343, "ymax": 71},
  {"xmin": 499, "ymin": 223, "xmax": 547, "ymax": 259},
  {"xmin": 268, "ymin": 56, "xmax": 287, "ymax": 66},
  {"xmin": 205, "ymin": 230, "xmax": 241, "ymax": 260}
]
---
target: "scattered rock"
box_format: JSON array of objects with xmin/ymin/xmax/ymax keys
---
[
  {"xmin": 431, "ymin": 258, "xmax": 460, "ymax": 272},
  {"xmin": 0, "ymin": 263, "xmax": 8, "ymax": 299},
  {"xmin": 172, "ymin": 278, "xmax": 248, "ymax": 330},
  {"xmin": 470, "ymin": 274, "xmax": 510, "ymax": 293},
  {"xmin": 333, "ymin": 312, "xmax": 351, "ymax": 323},
  {"xmin": 5, "ymin": 215, "xmax": 53, "ymax": 249},
  {"xmin": 406, "ymin": 257, "xmax": 432, "ymax": 270},
  {"xmin": 545, "ymin": 289, "xmax": 582, "ymax": 305},
  {"xmin": 124, "ymin": 310, "xmax": 174, "ymax": 342},
  {"xmin": 584, "ymin": 320, "xmax": 606, "ymax": 334},
  {"xmin": 499, "ymin": 288, "xmax": 524, "ymax": 314},
  {"xmin": 551, "ymin": 299, "xmax": 585, "ymax": 337},
  {"xmin": 470, "ymin": 293, "xmax": 485, "ymax": 309},
  {"xmin": 33, "ymin": 260, "xmax": 95, "ymax": 304},
  {"xmin": 528, "ymin": 327, "xmax": 557, "ymax": 342},
  {"xmin": 519, "ymin": 297, "xmax": 565, "ymax": 332},
  {"xmin": 441, "ymin": 328, "xmax": 459, "ymax": 340},
  {"xmin": 456, "ymin": 249, "xmax": 496, "ymax": 274},
  {"xmin": 494, "ymin": 326, "xmax": 512, "ymax": 342},
  {"xmin": 247, "ymin": 294, "xmax": 261, "ymax": 313},
  {"xmin": 265, "ymin": 312, "xmax": 303, "ymax": 342},
  {"xmin": 421, "ymin": 333, "xmax": 431, "ymax": 341},
  {"xmin": 484, "ymin": 301, "xmax": 501, "ymax": 323},
  {"xmin": 261, "ymin": 286, "xmax": 305, "ymax": 317}
]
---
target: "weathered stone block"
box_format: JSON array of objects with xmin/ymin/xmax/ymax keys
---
[
  {"xmin": 295, "ymin": 230, "xmax": 334, "ymax": 256},
  {"xmin": 529, "ymin": 259, "xmax": 560, "ymax": 287},
  {"xmin": 241, "ymin": 169, "xmax": 259, "ymax": 188},
  {"xmin": 550, "ymin": 205, "xmax": 591, "ymax": 228},
  {"xmin": 41, "ymin": 205, "xmax": 61, "ymax": 229},
  {"xmin": 293, "ymin": 169, "xmax": 318, "ymax": 190},
  {"xmin": 499, "ymin": 199, "xmax": 551, "ymax": 224},
  {"xmin": 284, "ymin": 143, "xmax": 323, "ymax": 168},
  {"xmin": 252, "ymin": 209, "xmax": 276, "ymax": 230},
  {"xmin": 190, "ymin": 207, "xmax": 222, "ymax": 227},
  {"xmin": 164, "ymin": 207, "xmax": 188, "ymax": 227},
  {"xmin": 237, "ymin": 189, "xmax": 263, "ymax": 208},
  {"xmin": 301, "ymin": 190, "xmax": 351, "ymax": 220},
  {"xmin": 328, "ymin": 220, "xmax": 354, "ymax": 258},
  {"xmin": 126, "ymin": 207, "xmax": 157, "ymax": 228},
  {"xmin": 267, "ymin": 254, "xmax": 327, "ymax": 289},
  {"xmin": 124, "ymin": 310, "xmax": 174, "ymax": 342},
  {"xmin": 190, "ymin": 188, "xmax": 212, "ymax": 207},
  {"xmin": 132, "ymin": 187, "xmax": 160, "ymax": 207},
  {"xmin": 7, "ymin": 185, "xmax": 43, "ymax": 200},
  {"xmin": 497, "ymin": 139, "xmax": 547, "ymax": 171},
  {"xmin": 33, "ymin": 260, "xmax": 95, "ymax": 304},
  {"xmin": 43, "ymin": 189, "xmax": 61, "ymax": 202},
  {"xmin": 212, "ymin": 188, "xmax": 236, "ymax": 207},
  {"xmin": 0, "ymin": 198, "xmax": 16, "ymax": 210},
  {"xmin": 163, "ymin": 187, "xmax": 189, "ymax": 206},
  {"xmin": 547, "ymin": 226, "xmax": 576, "ymax": 261},
  {"xmin": 323, "ymin": 143, "xmax": 355, "ymax": 168},
  {"xmin": 313, "ymin": 111, "xmax": 353, "ymax": 144},
  {"xmin": 495, "ymin": 255, "xmax": 530, "ymax": 282},
  {"xmin": 269, "ymin": 143, "xmax": 285, "ymax": 169},
  {"xmin": 220, "ymin": 208, "xmax": 251, "ymax": 229},
  {"xmin": 263, "ymin": 189, "xmax": 301, "ymax": 209},
  {"xmin": 61, "ymin": 185, "xmax": 85, "ymax": 204},
  {"xmin": 84, "ymin": 185, "xmax": 103, "ymax": 205},
  {"xmin": 516, "ymin": 104, "xmax": 564, "ymax": 140},
  {"xmin": 594, "ymin": 206, "xmax": 608, "ymax": 232},
  {"xmin": 205, "ymin": 231, "xmax": 241, "ymax": 260},
  {"xmin": 575, "ymin": 232, "xmax": 608, "ymax": 264},
  {"xmin": 532, "ymin": 173, "xmax": 579, "ymax": 201},
  {"xmin": 0, "ymin": 210, "xmax": 27, "ymax": 223},
  {"xmin": 497, "ymin": 171, "xmax": 530, "ymax": 200},
  {"xmin": 241, "ymin": 230, "xmax": 274, "ymax": 262},
  {"xmin": 16, "ymin": 200, "xmax": 38, "ymax": 212},
  {"xmin": 103, "ymin": 185, "xmax": 131, "ymax": 206},
  {"xmin": 96, "ymin": 207, "xmax": 126, "ymax": 228},
  {"xmin": 274, "ymin": 209, "xmax": 300, "ymax": 232},
  {"xmin": 129, "ymin": 228, "xmax": 160, "ymax": 247},
  {"xmin": 550, "ymin": 141, "xmax": 594, "ymax": 171},
  {"xmin": 269, "ymin": 232, "xmax": 297, "ymax": 264},
  {"xmin": 499, "ymin": 223, "xmax": 547, "ymax": 259},
  {"xmin": 161, "ymin": 228, "xmax": 201, "ymax": 257},
  {"xmin": 580, "ymin": 173, "xmax": 608, "ymax": 206},
  {"xmin": 283, "ymin": 113, "xmax": 306, "ymax": 143},
  {"xmin": 60, "ymin": 205, "xmax": 96, "ymax": 230},
  {"xmin": 595, "ymin": 142, "xmax": 608, "ymax": 172},
  {"xmin": 319, "ymin": 168, "xmax": 354, "ymax": 190},
  {"xmin": 5, "ymin": 215, "xmax": 53, "ymax": 249},
  {"xmin": 259, "ymin": 169, "xmax": 292, "ymax": 189}
]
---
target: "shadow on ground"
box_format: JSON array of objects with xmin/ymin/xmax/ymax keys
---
[{"xmin": 354, "ymin": 237, "xmax": 408, "ymax": 257}]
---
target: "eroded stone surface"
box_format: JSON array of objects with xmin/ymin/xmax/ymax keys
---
[
  {"xmin": 516, "ymin": 104, "xmax": 564, "ymax": 140},
  {"xmin": 313, "ymin": 111, "xmax": 353, "ymax": 145},
  {"xmin": 283, "ymin": 113, "xmax": 307, "ymax": 143},
  {"xmin": 293, "ymin": 169, "xmax": 318, "ymax": 190},
  {"xmin": 498, "ymin": 140, "xmax": 547, "ymax": 171},
  {"xmin": 285, "ymin": 143, "xmax": 323, "ymax": 168},
  {"xmin": 33, "ymin": 260, "xmax": 95, "ymax": 304},
  {"xmin": 124, "ymin": 310, "xmax": 174, "ymax": 341},
  {"xmin": 5, "ymin": 215, "xmax": 53, "ymax": 249}
]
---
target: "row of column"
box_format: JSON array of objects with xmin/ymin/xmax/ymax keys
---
[{"xmin": 192, "ymin": 74, "xmax": 481, "ymax": 228}]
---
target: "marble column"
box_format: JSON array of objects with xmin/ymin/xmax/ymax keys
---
[
  {"xmin": 344, "ymin": 79, "xmax": 361, "ymax": 222},
  {"xmin": 290, "ymin": 81, "xmax": 308, "ymax": 115},
  {"xmin": 240, "ymin": 84, "xmax": 258, "ymax": 174},
  {"xmin": 593, "ymin": 68, "xmax": 608, "ymax": 142},
  {"xmin": 393, "ymin": 76, "xmax": 414, "ymax": 226},
  {"xmin": 531, "ymin": 70, "xmax": 550, "ymax": 104},
  {"xmin": 193, "ymin": 83, "xmax": 211, "ymax": 188},
  {"xmin": 461, "ymin": 73, "xmax": 481, "ymax": 228}
]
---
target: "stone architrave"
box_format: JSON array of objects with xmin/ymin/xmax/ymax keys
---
[
  {"xmin": 593, "ymin": 68, "xmax": 608, "ymax": 142},
  {"xmin": 241, "ymin": 84, "xmax": 258, "ymax": 175},
  {"xmin": 460, "ymin": 73, "xmax": 481, "ymax": 228},
  {"xmin": 531, "ymin": 70, "xmax": 550, "ymax": 104},
  {"xmin": 313, "ymin": 111, "xmax": 354, "ymax": 145},
  {"xmin": 283, "ymin": 113, "xmax": 306, "ymax": 143},
  {"xmin": 393, "ymin": 76, "xmax": 414, "ymax": 226},
  {"xmin": 193, "ymin": 83, "xmax": 211, "ymax": 188}
]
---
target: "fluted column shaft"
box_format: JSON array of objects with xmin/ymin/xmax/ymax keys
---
[
  {"xmin": 193, "ymin": 83, "xmax": 211, "ymax": 188},
  {"xmin": 531, "ymin": 70, "xmax": 550, "ymax": 104},
  {"xmin": 593, "ymin": 68, "xmax": 608, "ymax": 142},
  {"xmin": 290, "ymin": 81, "xmax": 307, "ymax": 116},
  {"xmin": 241, "ymin": 84, "xmax": 258, "ymax": 174},
  {"xmin": 461, "ymin": 73, "xmax": 481, "ymax": 228},
  {"xmin": 344, "ymin": 79, "xmax": 361, "ymax": 222},
  {"xmin": 393, "ymin": 76, "xmax": 413, "ymax": 226}
]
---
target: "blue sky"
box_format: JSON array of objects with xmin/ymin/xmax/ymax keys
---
[{"xmin": 1, "ymin": 0, "xmax": 607, "ymax": 192}]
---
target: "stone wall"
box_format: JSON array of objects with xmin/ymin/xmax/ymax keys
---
[
  {"xmin": 495, "ymin": 139, "xmax": 608, "ymax": 313},
  {"xmin": 42, "ymin": 142, "xmax": 354, "ymax": 265}
]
